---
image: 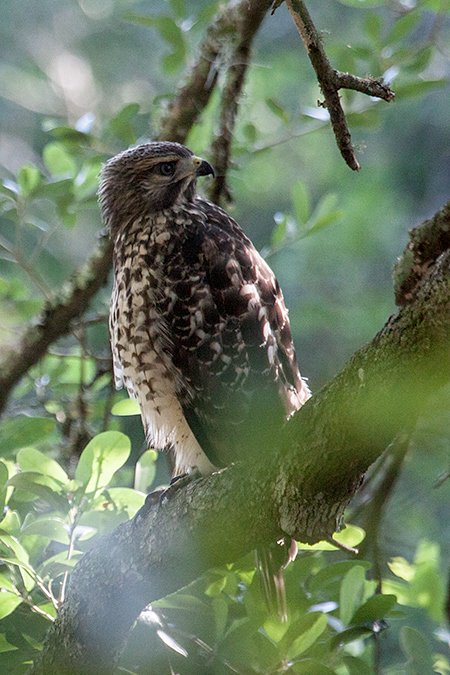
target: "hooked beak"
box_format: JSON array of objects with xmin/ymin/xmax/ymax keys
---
[{"xmin": 193, "ymin": 156, "xmax": 215, "ymax": 178}]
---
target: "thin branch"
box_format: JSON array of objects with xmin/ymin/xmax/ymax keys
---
[
  {"xmin": 0, "ymin": 0, "xmax": 263, "ymax": 417},
  {"xmin": 208, "ymin": 0, "xmax": 273, "ymax": 205},
  {"xmin": 284, "ymin": 0, "xmax": 394, "ymax": 171},
  {"xmin": 157, "ymin": 0, "xmax": 267, "ymax": 145},
  {"xmin": 0, "ymin": 234, "xmax": 114, "ymax": 416}
]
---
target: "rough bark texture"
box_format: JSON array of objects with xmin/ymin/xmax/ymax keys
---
[{"xmin": 28, "ymin": 235, "xmax": 450, "ymax": 675}]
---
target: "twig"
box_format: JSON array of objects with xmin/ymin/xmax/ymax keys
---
[
  {"xmin": 284, "ymin": 0, "xmax": 394, "ymax": 171},
  {"xmin": 0, "ymin": 234, "xmax": 114, "ymax": 416},
  {"xmin": 0, "ymin": 1, "xmax": 261, "ymax": 416},
  {"xmin": 158, "ymin": 0, "xmax": 267, "ymax": 145},
  {"xmin": 208, "ymin": 0, "xmax": 273, "ymax": 205}
]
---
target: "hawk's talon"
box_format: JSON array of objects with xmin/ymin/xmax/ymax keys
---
[{"xmin": 159, "ymin": 471, "xmax": 201, "ymax": 505}]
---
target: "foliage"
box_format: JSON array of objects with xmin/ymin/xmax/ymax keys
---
[{"xmin": 1, "ymin": 0, "xmax": 450, "ymax": 672}]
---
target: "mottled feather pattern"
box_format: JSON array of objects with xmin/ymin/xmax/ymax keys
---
[{"xmin": 101, "ymin": 142, "xmax": 310, "ymax": 476}]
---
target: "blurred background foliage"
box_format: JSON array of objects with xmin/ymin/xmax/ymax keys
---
[{"xmin": 0, "ymin": 0, "xmax": 450, "ymax": 673}]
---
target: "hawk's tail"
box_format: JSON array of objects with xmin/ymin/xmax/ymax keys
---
[{"xmin": 255, "ymin": 537, "xmax": 298, "ymax": 622}]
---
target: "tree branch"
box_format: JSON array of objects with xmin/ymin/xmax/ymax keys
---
[
  {"xmin": 0, "ymin": 0, "xmax": 265, "ymax": 417},
  {"xmin": 283, "ymin": 0, "xmax": 394, "ymax": 171},
  {"xmin": 157, "ymin": 0, "xmax": 270, "ymax": 146},
  {"xmin": 29, "ymin": 207, "xmax": 450, "ymax": 674},
  {"xmin": 208, "ymin": 0, "xmax": 273, "ymax": 205},
  {"xmin": 0, "ymin": 234, "xmax": 114, "ymax": 416}
]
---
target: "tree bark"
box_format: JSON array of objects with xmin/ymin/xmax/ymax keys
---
[{"xmin": 28, "ymin": 207, "xmax": 450, "ymax": 675}]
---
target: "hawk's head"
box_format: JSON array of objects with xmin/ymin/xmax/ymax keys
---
[{"xmin": 99, "ymin": 142, "xmax": 214, "ymax": 236}]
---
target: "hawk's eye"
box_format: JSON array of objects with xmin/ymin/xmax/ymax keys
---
[{"xmin": 158, "ymin": 162, "xmax": 176, "ymax": 177}]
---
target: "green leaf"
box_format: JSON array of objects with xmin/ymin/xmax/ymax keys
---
[
  {"xmin": 340, "ymin": 566, "xmax": 366, "ymax": 625},
  {"xmin": 395, "ymin": 79, "xmax": 448, "ymax": 100},
  {"xmin": 169, "ymin": 0, "xmax": 185, "ymax": 18},
  {"xmin": 264, "ymin": 615, "xmax": 290, "ymax": 643},
  {"xmin": 0, "ymin": 416, "xmax": 56, "ymax": 456},
  {"xmin": 75, "ymin": 431, "xmax": 131, "ymax": 494},
  {"xmin": 212, "ymin": 597, "xmax": 228, "ymax": 642},
  {"xmin": 103, "ymin": 487, "xmax": 145, "ymax": 518},
  {"xmin": 329, "ymin": 625, "xmax": 374, "ymax": 649},
  {"xmin": 134, "ymin": 450, "xmax": 157, "ymax": 492},
  {"xmin": 17, "ymin": 165, "xmax": 41, "ymax": 196},
  {"xmin": 350, "ymin": 593, "xmax": 397, "ymax": 624},
  {"xmin": 17, "ymin": 447, "xmax": 68, "ymax": 484},
  {"xmin": 21, "ymin": 517, "xmax": 69, "ymax": 545},
  {"xmin": 124, "ymin": 14, "xmax": 186, "ymax": 72},
  {"xmin": 43, "ymin": 142, "xmax": 77, "ymax": 176},
  {"xmin": 0, "ymin": 532, "xmax": 35, "ymax": 591},
  {"xmin": 307, "ymin": 193, "xmax": 343, "ymax": 235},
  {"xmin": 400, "ymin": 626, "xmax": 435, "ymax": 675},
  {"xmin": 343, "ymin": 655, "xmax": 376, "ymax": 675},
  {"xmin": 283, "ymin": 613, "xmax": 328, "ymax": 661},
  {"xmin": 333, "ymin": 525, "xmax": 365, "ymax": 548},
  {"xmin": 291, "ymin": 659, "xmax": 337, "ymax": 674},
  {"xmin": 265, "ymin": 98, "xmax": 289, "ymax": 125},
  {"xmin": 205, "ymin": 575, "xmax": 227, "ymax": 597},
  {"xmin": 386, "ymin": 12, "xmax": 420, "ymax": 45},
  {"xmin": 0, "ymin": 572, "xmax": 16, "ymax": 593},
  {"xmin": 291, "ymin": 181, "xmax": 310, "ymax": 224},
  {"xmin": 152, "ymin": 593, "xmax": 206, "ymax": 611},
  {"xmin": 6, "ymin": 473, "xmax": 67, "ymax": 510},
  {"xmin": 111, "ymin": 398, "xmax": 141, "ymax": 416},
  {"xmin": 0, "ymin": 593, "xmax": 22, "ymax": 620},
  {"xmin": 311, "ymin": 560, "xmax": 371, "ymax": 593},
  {"xmin": 107, "ymin": 103, "xmax": 141, "ymax": 145},
  {"xmin": 364, "ymin": 13, "xmax": 382, "ymax": 41},
  {"xmin": 0, "ymin": 632, "xmax": 18, "ymax": 652},
  {"xmin": 0, "ymin": 461, "xmax": 8, "ymax": 515}
]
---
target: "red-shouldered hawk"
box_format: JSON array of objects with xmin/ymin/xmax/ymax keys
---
[{"xmin": 99, "ymin": 141, "xmax": 311, "ymax": 616}]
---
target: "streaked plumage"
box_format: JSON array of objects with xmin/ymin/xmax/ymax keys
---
[{"xmin": 99, "ymin": 141, "xmax": 310, "ymax": 616}]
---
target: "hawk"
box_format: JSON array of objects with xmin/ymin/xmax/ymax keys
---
[{"xmin": 99, "ymin": 141, "xmax": 311, "ymax": 615}]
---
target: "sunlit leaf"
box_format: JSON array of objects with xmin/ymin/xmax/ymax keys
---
[
  {"xmin": 0, "ymin": 593, "xmax": 22, "ymax": 620},
  {"xmin": 43, "ymin": 142, "xmax": 77, "ymax": 176},
  {"xmin": 0, "ymin": 632, "xmax": 18, "ymax": 652},
  {"xmin": 17, "ymin": 165, "xmax": 41, "ymax": 196},
  {"xmin": 111, "ymin": 398, "xmax": 141, "ymax": 416},
  {"xmin": 75, "ymin": 431, "xmax": 131, "ymax": 494},
  {"xmin": 134, "ymin": 450, "xmax": 157, "ymax": 493},
  {"xmin": 284, "ymin": 612, "xmax": 327, "ymax": 661},
  {"xmin": 17, "ymin": 447, "xmax": 68, "ymax": 484}
]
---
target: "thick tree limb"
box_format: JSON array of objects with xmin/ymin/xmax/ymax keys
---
[
  {"xmin": 284, "ymin": 0, "xmax": 394, "ymax": 171},
  {"xmin": 29, "ymin": 212, "xmax": 450, "ymax": 674}
]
